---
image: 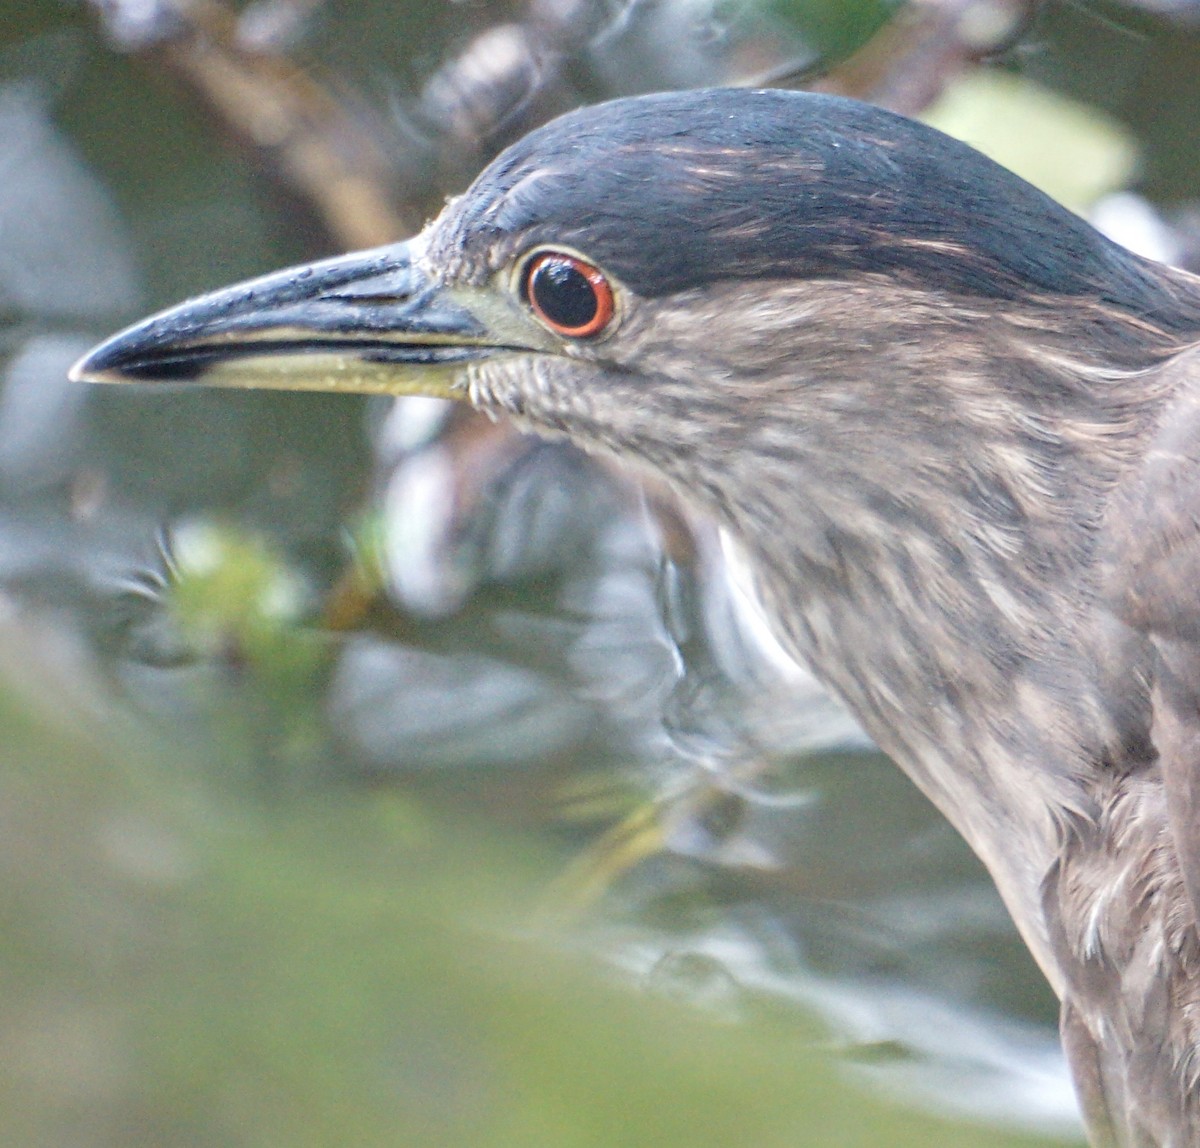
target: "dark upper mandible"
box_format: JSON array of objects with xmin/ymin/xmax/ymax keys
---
[{"xmin": 432, "ymin": 88, "xmax": 1181, "ymax": 326}]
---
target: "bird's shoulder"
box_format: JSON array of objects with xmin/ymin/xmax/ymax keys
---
[
  {"xmin": 1102, "ymin": 339, "xmax": 1200, "ymax": 921},
  {"xmin": 1104, "ymin": 340, "xmax": 1200, "ymax": 642}
]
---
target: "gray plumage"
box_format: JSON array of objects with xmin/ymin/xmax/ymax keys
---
[{"xmin": 73, "ymin": 88, "xmax": 1200, "ymax": 1147}]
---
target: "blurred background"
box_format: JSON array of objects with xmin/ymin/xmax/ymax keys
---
[{"xmin": 1, "ymin": 1, "xmax": 1198, "ymax": 1144}]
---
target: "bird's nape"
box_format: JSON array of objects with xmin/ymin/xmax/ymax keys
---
[{"xmin": 72, "ymin": 88, "xmax": 1200, "ymax": 1148}]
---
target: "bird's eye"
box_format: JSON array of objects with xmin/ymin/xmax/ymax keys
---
[{"xmin": 521, "ymin": 251, "xmax": 614, "ymax": 338}]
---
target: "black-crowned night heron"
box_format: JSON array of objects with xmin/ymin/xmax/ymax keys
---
[{"xmin": 72, "ymin": 88, "xmax": 1200, "ymax": 1147}]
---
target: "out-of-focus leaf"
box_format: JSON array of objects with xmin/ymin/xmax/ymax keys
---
[
  {"xmin": 0, "ymin": 611, "xmax": 1069, "ymax": 1147},
  {"xmin": 764, "ymin": 0, "xmax": 902, "ymax": 63},
  {"xmin": 923, "ymin": 71, "xmax": 1138, "ymax": 212}
]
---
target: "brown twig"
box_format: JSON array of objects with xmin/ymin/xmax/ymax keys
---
[{"xmin": 86, "ymin": 0, "xmax": 410, "ymax": 248}]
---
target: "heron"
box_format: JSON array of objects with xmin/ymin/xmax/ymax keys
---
[{"xmin": 72, "ymin": 87, "xmax": 1200, "ymax": 1146}]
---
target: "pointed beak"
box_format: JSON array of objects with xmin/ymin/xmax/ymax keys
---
[{"xmin": 69, "ymin": 240, "xmax": 513, "ymax": 399}]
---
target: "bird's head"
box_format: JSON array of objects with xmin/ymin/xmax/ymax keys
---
[{"xmin": 72, "ymin": 88, "xmax": 1200, "ymax": 575}]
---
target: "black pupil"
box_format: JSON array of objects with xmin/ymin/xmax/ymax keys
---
[{"xmin": 529, "ymin": 259, "xmax": 597, "ymax": 329}]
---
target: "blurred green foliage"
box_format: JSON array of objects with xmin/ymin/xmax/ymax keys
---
[
  {"xmin": 0, "ymin": 614, "xmax": 1063, "ymax": 1146},
  {"xmin": 768, "ymin": 0, "xmax": 902, "ymax": 63}
]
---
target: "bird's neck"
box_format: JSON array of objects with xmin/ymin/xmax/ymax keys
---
[{"xmin": 647, "ymin": 284, "xmax": 1189, "ymax": 981}]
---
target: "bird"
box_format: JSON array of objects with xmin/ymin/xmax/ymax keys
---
[{"xmin": 71, "ymin": 87, "xmax": 1200, "ymax": 1147}]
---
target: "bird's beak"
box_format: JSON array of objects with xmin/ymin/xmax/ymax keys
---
[{"xmin": 69, "ymin": 239, "xmax": 508, "ymax": 399}]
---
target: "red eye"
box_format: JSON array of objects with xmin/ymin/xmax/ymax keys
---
[{"xmin": 521, "ymin": 251, "xmax": 614, "ymax": 338}]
